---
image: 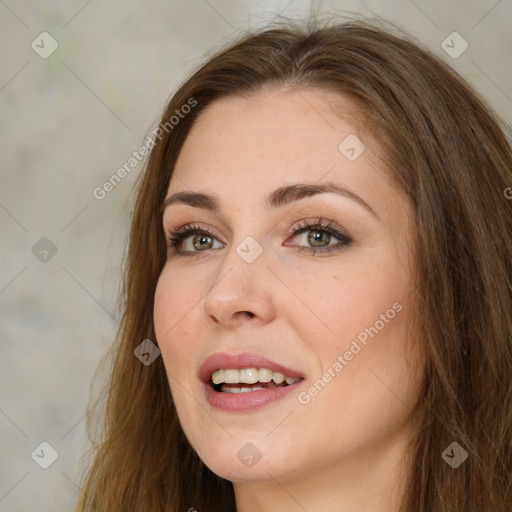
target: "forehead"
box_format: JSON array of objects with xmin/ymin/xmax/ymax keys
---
[{"xmin": 169, "ymin": 87, "xmax": 395, "ymax": 216}]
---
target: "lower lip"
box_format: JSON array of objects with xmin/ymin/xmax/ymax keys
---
[{"xmin": 204, "ymin": 381, "xmax": 302, "ymax": 412}]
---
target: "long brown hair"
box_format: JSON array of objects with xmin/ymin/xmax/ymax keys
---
[{"xmin": 75, "ymin": 17, "xmax": 512, "ymax": 512}]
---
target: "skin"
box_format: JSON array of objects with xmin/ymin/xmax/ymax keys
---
[{"xmin": 154, "ymin": 86, "xmax": 424, "ymax": 512}]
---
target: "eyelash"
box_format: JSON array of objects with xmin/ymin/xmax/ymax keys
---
[{"xmin": 165, "ymin": 218, "xmax": 352, "ymax": 257}]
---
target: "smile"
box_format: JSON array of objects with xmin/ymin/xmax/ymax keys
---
[
  {"xmin": 200, "ymin": 352, "xmax": 305, "ymax": 411},
  {"xmin": 212, "ymin": 367, "xmax": 302, "ymax": 393}
]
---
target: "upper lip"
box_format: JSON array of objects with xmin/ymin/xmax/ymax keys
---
[{"xmin": 199, "ymin": 352, "xmax": 305, "ymax": 384}]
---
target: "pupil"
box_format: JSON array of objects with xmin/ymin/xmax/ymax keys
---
[
  {"xmin": 308, "ymin": 230, "xmax": 330, "ymax": 247},
  {"xmin": 194, "ymin": 234, "xmax": 212, "ymax": 250}
]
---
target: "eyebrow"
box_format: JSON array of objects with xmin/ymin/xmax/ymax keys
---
[{"xmin": 161, "ymin": 181, "xmax": 378, "ymax": 217}]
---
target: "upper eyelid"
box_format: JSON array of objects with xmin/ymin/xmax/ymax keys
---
[
  {"xmin": 166, "ymin": 219, "xmax": 350, "ymax": 245},
  {"xmin": 163, "ymin": 209, "xmax": 349, "ymax": 231}
]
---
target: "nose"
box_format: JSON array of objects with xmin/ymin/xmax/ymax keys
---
[{"xmin": 201, "ymin": 245, "xmax": 276, "ymax": 328}]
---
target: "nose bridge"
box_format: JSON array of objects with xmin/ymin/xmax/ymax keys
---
[
  {"xmin": 217, "ymin": 206, "xmax": 268, "ymax": 273},
  {"xmin": 207, "ymin": 233, "xmax": 266, "ymax": 299},
  {"xmin": 201, "ymin": 231, "xmax": 274, "ymax": 325}
]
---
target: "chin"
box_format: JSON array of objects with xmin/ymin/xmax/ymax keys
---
[{"xmin": 190, "ymin": 434, "xmax": 299, "ymax": 482}]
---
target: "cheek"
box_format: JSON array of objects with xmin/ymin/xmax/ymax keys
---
[
  {"xmin": 333, "ymin": 296, "xmax": 415, "ymax": 422},
  {"xmin": 291, "ymin": 257, "xmax": 407, "ymax": 345},
  {"xmin": 297, "ymin": 258, "xmax": 414, "ymax": 397},
  {"xmin": 153, "ymin": 267, "xmax": 201, "ymax": 376},
  {"xmin": 153, "ymin": 268, "xmax": 210, "ymax": 442}
]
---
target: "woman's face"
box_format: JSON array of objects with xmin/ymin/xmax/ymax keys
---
[{"xmin": 154, "ymin": 87, "xmax": 422, "ymax": 485}]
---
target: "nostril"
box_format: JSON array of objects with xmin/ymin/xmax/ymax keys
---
[{"xmin": 208, "ymin": 314, "xmax": 219, "ymax": 324}]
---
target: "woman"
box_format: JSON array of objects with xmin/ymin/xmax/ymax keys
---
[{"xmin": 75, "ymin": 17, "xmax": 512, "ymax": 512}]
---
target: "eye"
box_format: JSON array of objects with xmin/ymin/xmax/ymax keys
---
[
  {"xmin": 284, "ymin": 218, "xmax": 352, "ymax": 255},
  {"xmin": 165, "ymin": 218, "xmax": 352, "ymax": 257},
  {"xmin": 166, "ymin": 223, "xmax": 224, "ymax": 256}
]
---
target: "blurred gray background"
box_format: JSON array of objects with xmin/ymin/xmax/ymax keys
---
[{"xmin": 0, "ymin": 1, "xmax": 510, "ymax": 510}]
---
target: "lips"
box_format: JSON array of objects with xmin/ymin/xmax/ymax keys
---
[{"xmin": 199, "ymin": 352, "xmax": 305, "ymax": 412}]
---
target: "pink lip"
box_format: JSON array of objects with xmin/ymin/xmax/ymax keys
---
[{"xmin": 199, "ymin": 352, "xmax": 305, "ymax": 412}]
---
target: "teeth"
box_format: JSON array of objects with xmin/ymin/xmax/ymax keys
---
[
  {"xmin": 212, "ymin": 369, "xmax": 224, "ymax": 385},
  {"xmin": 211, "ymin": 367, "xmax": 301, "ymax": 386},
  {"xmin": 272, "ymin": 372, "xmax": 285, "ymax": 384},
  {"xmin": 221, "ymin": 385, "xmax": 266, "ymax": 393},
  {"xmin": 258, "ymin": 368, "xmax": 273, "ymax": 382},
  {"xmin": 239, "ymin": 368, "xmax": 259, "ymax": 384},
  {"xmin": 224, "ymin": 369, "xmax": 239, "ymax": 384}
]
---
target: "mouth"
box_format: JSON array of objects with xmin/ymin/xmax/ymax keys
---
[
  {"xmin": 210, "ymin": 367, "xmax": 303, "ymax": 393},
  {"xmin": 199, "ymin": 352, "xmax": 305, "ymax": 411}
]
